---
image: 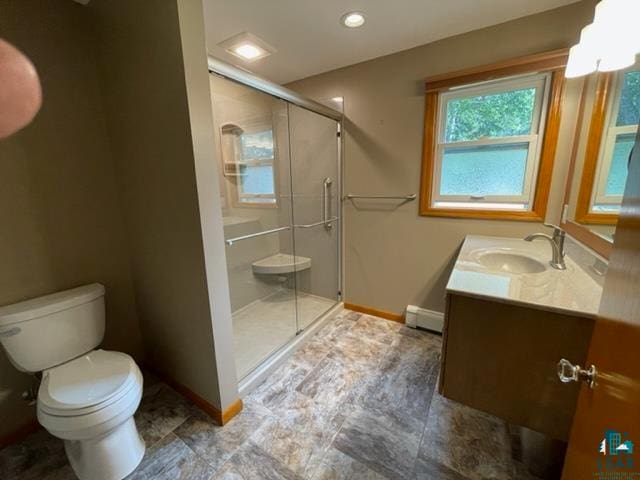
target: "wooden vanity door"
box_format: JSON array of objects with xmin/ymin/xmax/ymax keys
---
[{"xmin": 562, "ymin": 137, "xmax": 640, "ymax": 478}]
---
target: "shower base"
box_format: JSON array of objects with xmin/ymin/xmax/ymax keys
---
[{"xmin": 232, "ymin": 289, "xmax": 336, "ymax": 379}]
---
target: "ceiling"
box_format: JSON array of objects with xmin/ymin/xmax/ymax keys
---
[{"xmin": 203, "ymin": 0, "xmax": 581, "ymax": 84}]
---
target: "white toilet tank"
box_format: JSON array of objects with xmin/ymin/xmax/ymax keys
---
[{"xmin": 0, "ymin": 283, "xmax": 106, "ymax": 373}]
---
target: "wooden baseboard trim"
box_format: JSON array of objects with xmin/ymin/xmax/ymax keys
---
[
  {"xmin": 142, "ymin": 364, "xmax": 243, "ymax": 426},
  {"xmin": 221, "ymin": 398, "xmax": 244, "ymax": 425},
  {"xmin": 0, "ymin": 370, "xmax": 245, "ymax": 451},
  {"xmin": 344, "ymin": 302, "xmax": 405, "ymax": 323},
  {"xmin": 0, "ymin": 418, "xmax": 40, "ymax": 451}
]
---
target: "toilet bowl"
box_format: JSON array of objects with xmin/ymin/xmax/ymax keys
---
[
  {"xmin": 0, "ymin": 284, "xmax": 145, "ymax": 480},
  {"xmin": 38, "ymin": 350, "xmax": 145, "ymax": 480}
]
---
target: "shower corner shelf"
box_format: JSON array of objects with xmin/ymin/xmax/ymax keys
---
[{"xmin": 252, "ymin": 253, "xmax": 311, "ymax": 275}]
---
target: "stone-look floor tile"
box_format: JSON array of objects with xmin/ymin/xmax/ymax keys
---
[
  {"xmin": 296, "ymin": 356, "xmax": 366, "ymax": 415},
  {"xmin": 141, "ymin": 369, "xmax": 164, "ymax": 396},
  {"xmin": 513, "ymin": 460, "xmax": 544, "ymax": 480},
  {"xmin": 333, "ymin": 407, "xmax": 423, "ymax": 480},
  {"xmin": 359, "ymin": 330, "xmax": 441, "ymax": 432},
  {"xmin": 327, "ymin": 332, "xmax": 389, "ymax": 370},
  {"xmin": 250, "ymin": 388, "xmax": 342, "ymax": 478},
  {"xmin": 292, "ymin": 339, "xmax": 332, "ymax": 370},
  {"xmin": 135, "ymin": 382, "xmax": 199, "ymax": 446},
  {"xmin": 174, "ymin": 401, "xmax": 272, "ymax": 472},
  {"xmin": 0, "ymin": 310, "xmax": 535, "ymax": 480},
  {"xmin": 314, "ymin": 314, "xmax": 358, "ymax": 345},
  {"xmin": 331, "ymin": 309, "xmax": 361, "ymax": 323},
  {"xmin": 310, "ymin": 447, "xmax": 387, "ymax": 480},
  {"xmin": 0, "ymin": 429, "xmax": 74, "ymax": 480},
  {"xmin": 420, "ymin": 392, "xmax": 513, "ymax": 480},
  {"xmin": 250, "ymin": 408, "xmax": 338, "ymax": 478},
  {"xmin": 127, "ymin": 432, "xmax": 215, "ymax": 480},
  {"xmin": 343, "ymin": 311, "xmax": 362, "ymax": 322},
  {"xmin": 248, "ymin": 361, "xmax": 310, "ymax": 410},
  {"xmin": 348, "ymin": 315, "xmax": 400, "ymax": 345},
  {"xmin": 213, "ymin": 442, "xmax": 303, "ymax": 480},
  {"xmin": 413, "ymin": 455, "xmax": 470, "ymax": 480},
  {"xmin": 261, "ymin": 387, "xmax": 339, "ymax": 428},
  {"xmin": 394, "ymin": 325, "xmax": 443, "ymax": 347}
]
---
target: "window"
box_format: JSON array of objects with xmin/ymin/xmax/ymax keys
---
[
  {"xmin": 220, "ymin": 121, "xmax": 277, "ymax": 206},
  {"xmin": 435, "ymin": 75, "xmax": 550, "ymax": 210},
  {"xmin": 420, "ymin": 51, "xmax": 567, "ymax": 220},
  {"xmin": 237, "ymin": 129, "xmax": 276, "ymax": 205},
  {"xmin": 589, "ymin": 69, "xmax": 639, "ymax": 214}
]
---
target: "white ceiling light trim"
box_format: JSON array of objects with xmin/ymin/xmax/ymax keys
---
[
  {"xmin": 218, "ymin": 32, "xmax": 276, "ymax": 62},
  {"xmin": 566, "ymin": 0, "xmax": 640, "ymax": 78},
  {"xmin": 341, "ymin": 12, "xmax": 365, "ymax": 28}
]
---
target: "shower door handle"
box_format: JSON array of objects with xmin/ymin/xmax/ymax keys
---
[
  {"xmin": 225, "ymin": 226, "xmax": 291, "ymax": 246},
  {"xmin": 323, "ymin": 177, "xmax": 333, "ymax": 231},
  {"xmin": 295, "ymin": 217, "xmax": 339, "ymax": 229}
]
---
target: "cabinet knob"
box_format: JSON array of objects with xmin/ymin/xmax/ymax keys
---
[{"xmin": 557, "ymin": 358, "xmax": 597, "ymax": 389}]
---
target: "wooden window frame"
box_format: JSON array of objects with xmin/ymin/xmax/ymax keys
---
[
  {"xmin": 574, "ymin": 71, "xmax": 635, "ymax": 226},
  {"xmin": 419, "ymin": 49, "xmax": 568, "ymax": 221}
]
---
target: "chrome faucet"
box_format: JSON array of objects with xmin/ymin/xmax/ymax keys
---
[{"xmin": 524, "ymin": 223, "xmax": 566, "ymax": 270}]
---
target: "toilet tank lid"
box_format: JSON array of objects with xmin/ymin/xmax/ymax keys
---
[{"xmin": 0, "ymin": 283, "xmax": 105, "ymax": 327}]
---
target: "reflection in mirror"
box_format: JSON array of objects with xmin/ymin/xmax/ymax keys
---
[{"xmin": 564, "ymin": 61, "xmax": 640, "ymax": 248}]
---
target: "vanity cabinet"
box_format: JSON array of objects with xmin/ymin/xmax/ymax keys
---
[{"xmin": 439, "ymin": 293, "xmax": 595, "ymax": 441}]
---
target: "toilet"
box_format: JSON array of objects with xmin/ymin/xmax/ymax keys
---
[{"xmin": 0, "ymin": 283, "xmax": 145, "ymax": 480}]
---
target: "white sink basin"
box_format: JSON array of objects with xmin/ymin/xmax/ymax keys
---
[{"xmin": 474, "ymin": 250, "xmax": 547, "ymax": 274}]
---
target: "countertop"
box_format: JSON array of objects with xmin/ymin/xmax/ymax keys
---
[{"xmin": 446, "ymin": 235, "xmax": 604, "ymax": 318}]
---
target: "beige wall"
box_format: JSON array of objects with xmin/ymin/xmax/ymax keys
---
[
  {"xmin": 0, "ymin": 0, "xmax": 142, "ymax": 437},
  {"xmin": 88, "ymin": 0, "xmax": 235, "ymax": 409},
  {"xmin": 176, "ymin": 0, "xmax": 238, "ymax": 409},
  {"xmin": 288, "ymin": 1, "xmax": 597, "ymax": 315}
]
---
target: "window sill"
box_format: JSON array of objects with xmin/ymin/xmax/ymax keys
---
[
  {"xmin": 233, "ymin": 201, "xmax": 278, "ymax": 209},
  {"xmin": 574, "ymin": 212, "xmax": 618, "ymax": 225},
  {"xmin": 419, "ymin": 206, "xmax": 544, "ymax": 221}
]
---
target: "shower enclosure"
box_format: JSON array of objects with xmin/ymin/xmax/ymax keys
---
[{"xmin": 208, "ymin": 58, "xmax": 342, "ymax": 380}]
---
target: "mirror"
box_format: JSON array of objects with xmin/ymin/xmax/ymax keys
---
[{"xmin": 562, "ymin": 62, "xmax": 640, "ymax": 255}]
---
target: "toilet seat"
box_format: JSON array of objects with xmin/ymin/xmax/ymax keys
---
[{"xmin": 38, "ymin": 350, "xmax": 139, "ymax": 417}]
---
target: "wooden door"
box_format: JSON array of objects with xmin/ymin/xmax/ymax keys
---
[{"xmin": 562, "ymin": 139, "xmax": 640, "ymax": 478}]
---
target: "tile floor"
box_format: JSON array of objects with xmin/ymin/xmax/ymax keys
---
[
  {"xmin": 233, "ymin": 289, "xmax": 336, "ymax": 378},
  {"xmin": 0, "ymin": 309, "xmax": 542, "ymax": 480}
]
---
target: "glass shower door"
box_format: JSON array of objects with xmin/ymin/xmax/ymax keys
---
[
  {"xmin": 211, "ymin": 75, "xmax": 298, "ymax": 379},
  {"xmin": 288, "ymin": 104, "xmax": 341, "ymax": 331}
]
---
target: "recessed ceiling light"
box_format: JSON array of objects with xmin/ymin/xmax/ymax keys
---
[
  {"xmin": 234, "ymin": 44, "xmax": 263, "ymax": 60},
  {"xmin": 341, "ymin": 12, "xmax": 365, "ymax": 28},
  {"xmin": 218, "ymin": 32, "xmax": 276, "ymax": 62}
]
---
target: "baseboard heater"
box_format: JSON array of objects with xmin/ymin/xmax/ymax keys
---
[{"xmin": 405, "ymin": 305, "xmax": 444, "ymax": 333}]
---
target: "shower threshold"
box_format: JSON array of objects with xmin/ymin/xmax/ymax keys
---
[{"xmin": 232, "ymin": 289, "xmax": 337, "ymax": 380}]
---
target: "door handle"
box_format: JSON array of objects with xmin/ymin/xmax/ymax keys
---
[
  {"xmin": 557, "ymin": 358, "xmax": 597, "ymax": 389},
  {"xmin": 323, "ymin": 177, "xmax": 333, "ymax": 231}
]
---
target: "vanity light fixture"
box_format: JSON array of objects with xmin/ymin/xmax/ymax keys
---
[
  {"xmin": 566, "ymin": 0, "xmax": 640, "ymax": 78},
  {"xmin": 218, "ymin": 32, "xmax": 276, "ymax": 62},
  {"xmin": 341, "ymin": 12, "xmax": 365, "ymax": 28}
]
